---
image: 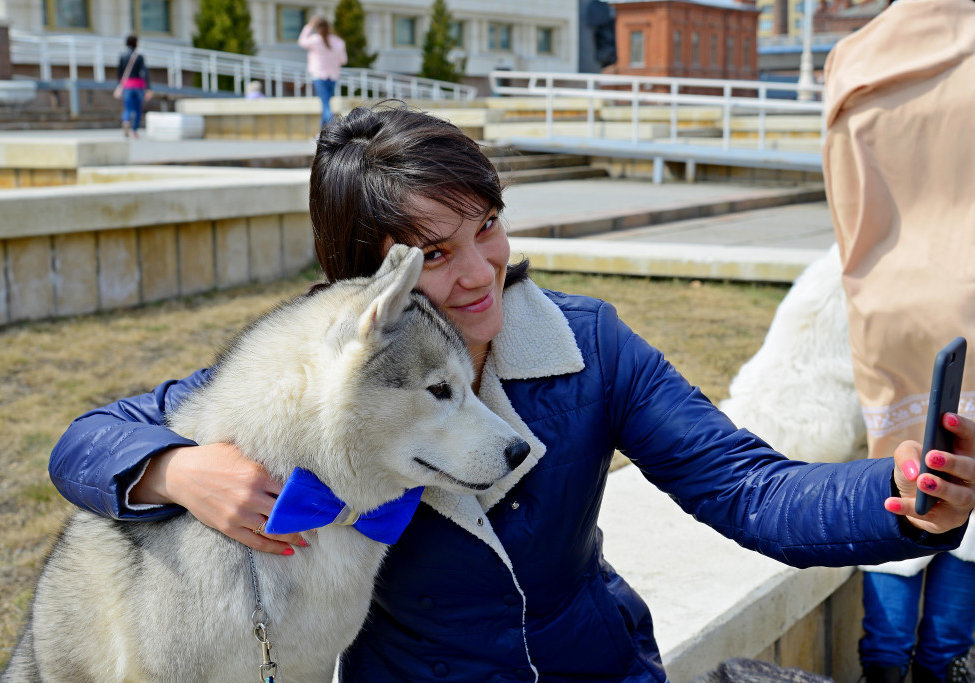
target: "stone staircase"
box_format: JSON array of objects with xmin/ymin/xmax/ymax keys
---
[{"xmin": 487, "ymin": 147, "xmax": 607, "ymax": 185}]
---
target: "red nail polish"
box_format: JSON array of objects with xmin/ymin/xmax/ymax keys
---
[
  {"xmin": 920, "ymin": 477, "xmax": 937, "ymax": 492},
  {"xmin": 929, "ymin": 452, "xmax": 947, "ymax": 468},
  {"xmin": 885, "ymin": 499, "xmax": 902, "ymax": 513},
  {"xmin": 945, "ymin": 413, "xmax": 960, "ymax": 428},
  {"xmin": 298, "ymin": 538, "xmax": 309, "ymax": 548},
  {"xmin": 283, "ymin": 547, "xmax": 295, "ymax": 556},
  {"xmin": 902, "ymin": 461, "xmax": 919, "ymax": 480}
]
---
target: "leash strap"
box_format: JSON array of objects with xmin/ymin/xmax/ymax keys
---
[{"xmin": 246, "ymin": 547, "xmax": 278, "ymax": 682}]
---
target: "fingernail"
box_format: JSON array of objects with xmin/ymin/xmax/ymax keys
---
[
  {"xmin": 283, "ymin": 547, "xmax": 295, "ymax": 556},
  {"xmin": 885, "ymin": 499, "xmax": 903, "ymax": 513},
  {"xmin": 920, "ymin": 477, "xmax": 937, "ymax": 492},
  {"xmin": 928, "ymin": 452, "xmax": 947, "ymax": 468},
  {"xmin": 902, "ymin": 460, "xmax": 919, "ymax": 480},
  {"xmin": 298, "ymin": 538, "xmax": 309, "ymax": 547},
  {"xmin": 944, "ymin": 413, "xmax": 960, "ymax": 428}
]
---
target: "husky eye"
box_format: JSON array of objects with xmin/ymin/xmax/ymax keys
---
[{"xmin": 426, "ymin": 382, "xmax": 452, "ymax": 400}]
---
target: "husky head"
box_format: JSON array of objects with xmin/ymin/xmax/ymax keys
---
[{"xmin": 170, "ymin": 244, "xmax": 530, "ymax": 512}]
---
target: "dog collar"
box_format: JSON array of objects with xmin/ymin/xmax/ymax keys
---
[{"xmin": 264, "ymin": 468, "xmax": 424, "ymax": 544}]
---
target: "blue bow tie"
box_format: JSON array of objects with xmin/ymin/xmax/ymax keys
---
[{"xmin": 263, "ymin": 468, "xmax": 424, "ymax": 545}]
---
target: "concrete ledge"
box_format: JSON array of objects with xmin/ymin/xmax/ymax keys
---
[
  {"xmin": 509, "ymin": 236, "xmax": 824, "ymax": 283},
  {"xmin": 599, "ymin": 465, "xmax": 861, "ymax": 681},
  {"xmin": 1, "ymin": 167, "xmax": 308, "ymax": 239},
  {"xmin": 0, "ymin": 136, "xmax": 129, "ymax": 169}
]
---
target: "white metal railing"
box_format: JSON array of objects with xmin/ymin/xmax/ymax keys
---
[
  {"xmin": 489, "ymin": 70, "xmax": 825, "ymax": 151},
  {"xmin": 10, "ymin": 30, "xmax": 477, "ymax": 101}
]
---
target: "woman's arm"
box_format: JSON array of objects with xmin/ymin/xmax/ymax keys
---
[
  {"xmin": 597, "ymin": 302, "xmax": 967, "ymax": 568},
  {"xmin": 49, "ymin": 369, "xmax": 301, "ymax": 553},
  {"xmin": 297, "ymin": 21, "xmax": 319, "ymax": 48}
]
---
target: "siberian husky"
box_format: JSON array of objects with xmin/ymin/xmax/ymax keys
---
[{"xmin": 4, "ymin": 245, "xmax": 529, "ymax": 681}]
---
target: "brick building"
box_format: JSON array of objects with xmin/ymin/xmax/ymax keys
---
[
  {"xmin": 813, "ymin": 0, "xmax": 885, "ymax": 33},
  {"xmin": 605, "ymin": 0, "xmax": 760, "ymax": 80}
]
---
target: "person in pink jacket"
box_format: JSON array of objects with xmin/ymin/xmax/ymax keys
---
[{"xmin": 298, "ymin": 17, "xmax": 348, "ymax": 129}]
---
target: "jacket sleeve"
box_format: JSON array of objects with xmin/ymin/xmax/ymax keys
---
[
  {"xmin": 48, "ymin": 369, "xmax": 211, "ymax": 521},
  {"xmin": 297, "ymin": 24, "xmax": 317, "ymax": 49},
  {"xmin": 596, "ymin": 302, "xmax": 964, "ymax": 568}
]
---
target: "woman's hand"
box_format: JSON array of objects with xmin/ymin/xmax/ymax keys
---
[
  {"xmin": 887, "ymin": 412, "xmax": 975, "ymax": 533},
  {"xmin": 131, "ymin": 443, "xmax": 307, "ymax": 554}
]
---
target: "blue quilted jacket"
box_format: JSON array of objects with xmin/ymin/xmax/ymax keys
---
[{"xmin": 49, "ymin": 286, "xmax": 962, "ymax": 682}]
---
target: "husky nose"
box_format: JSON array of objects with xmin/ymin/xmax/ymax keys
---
[{"xmin": 505, "ymin": 439, "xmax": 531, "ymax": 471}]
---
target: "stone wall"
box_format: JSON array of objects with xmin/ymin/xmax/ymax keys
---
[{"xmin": 0, "ymin": 165, "xmax": 315, "ymax": 326}]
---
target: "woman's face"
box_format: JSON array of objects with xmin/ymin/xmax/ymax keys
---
[{"xmin": 392, "ymin": 195, "xmax": 510, "ymax": 359}]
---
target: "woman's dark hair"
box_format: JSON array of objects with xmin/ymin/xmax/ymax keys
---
[
  {"xmin": 316, "ymin": 19, "xmax": 333, "ymax": 48},
  {"xmin": 310, "ymin": 102, "xmax": 529, "ymax": 286},
  {"xmin": 125, "ymin": 35, "xmax": 138, "ymax": 50}
]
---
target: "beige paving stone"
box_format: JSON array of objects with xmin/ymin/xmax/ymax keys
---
[
  {"xmin": 7, "ymin": 235, "xmax": 54, "ymax": 321},
  {"xmin": 830, "ymin": 572, "xmax": 865, "ymax": 683},
  {"xmin": 140, "ymin": 225, "xmax": 179, "ymax": 302},
  {"xmin": 98, "ymin": 228, "xmax": 141, "ymax": 309},
  {"xmin": 778, "ymin": 603, "xmax": 826, "ymax": 675},
  {"xmin": 257, "ymin": 115, "xmax": 274, "ymax": 140},
  {"xmin": 178, "ymin": 220, "xmax": 215, "ymax": 295},
  {"xmin": 214, "ymin": 218, "xmax": 249, "ymax": 287},
  {"xmin": 0, "ymin": 242, "xmax": 7, "ymax": 325},
  {"xmin": 29, "ymin": 169, "xmax": 68, "ymax": 187},
  {"xmin": 271, "ymin": 115, "xmax": 289, "ymax": 141},
  {"xmin": 238, "ymin": 115, "xmax": 256, "ymax": 140},
  {"xmin": 0, "ymin": 169, "xmax": 15, "ymax": 188},
  {"xmin": 53, "ymin": 232, "xmax": 98, "ymax": 316},
  {"xmin": 249, "ymin": 215, "xmax": 282, "ymax": 282},
  {"xmin": 282, "ymin": 212, "xmax": 314, "ymax": 274}
]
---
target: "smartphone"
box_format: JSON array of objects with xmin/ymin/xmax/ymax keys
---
[{"xmin": 914, "ymin": 336, "xmax": 967, "ymax": 515}]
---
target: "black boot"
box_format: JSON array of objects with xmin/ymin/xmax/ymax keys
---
[
  {"xmin": 946, "ymin": 655, "xmax": 973, "ymax": 683},
  {"xmin": 861, "ymin": 663, "xmax": 906, "ymax": 683},
  {"xmin": 912, "ymin": 657, "xmax": 972, "ymax": 683}
]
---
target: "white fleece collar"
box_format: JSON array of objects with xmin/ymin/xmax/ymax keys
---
[{"xmin": 421, "ymin": 278, "xmax": 585, "ymax": 534}]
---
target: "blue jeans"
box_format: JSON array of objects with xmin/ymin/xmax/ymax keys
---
[
  {"xmin": 860, "ymin": 553, "xmax": 975, "ymax": 678},
  {"xmin": 312, "ymin": 78, "xmax": 336, "ymax": 129},
  {"xmin": 121, "ymin": 88, "xmax": 145, "ymax": 132}
]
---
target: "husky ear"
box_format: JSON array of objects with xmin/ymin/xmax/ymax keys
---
[{"xmin": 358, "ymin": 245, "xmax": 424, "ymax": 340}]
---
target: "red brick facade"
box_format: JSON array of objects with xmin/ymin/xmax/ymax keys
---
[{"xmin": 605, "ymin": 0, "xmax": 760, "ymax": 80}]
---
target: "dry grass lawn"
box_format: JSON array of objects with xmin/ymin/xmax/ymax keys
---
[{"xmin": 0, "ymin": 267, "xmax": 785, "ymax": 666}]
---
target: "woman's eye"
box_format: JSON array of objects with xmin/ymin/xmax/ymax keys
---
[
  {"xmin": 423, "ymin": 248, "xmax": 444, "ymax": 262},
  {"xmin": 480, "ymin": 216, "xmax": 497, "ymax": 234},
  {"xmin": 426, "ymin": 382, "xmax": 452, "ymax": 400}
]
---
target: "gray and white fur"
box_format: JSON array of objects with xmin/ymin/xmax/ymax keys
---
[{"xmin": 4, "ymin": 245, "xmax": 529, "ymax": 681}]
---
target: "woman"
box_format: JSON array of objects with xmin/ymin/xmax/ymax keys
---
[
  {"xmin": 116, "ymin": 34, "xmax": 151, "ymax": 139},
  {"xmin": 298, "ymin": 16, "xmax": 347, "ymax": 129},
  {"xmin": 50, "ymin": 105, "xmax": 975, "ymax": 682},
  {"xmin": 823, "ymin": 0, "xmax": 975, "ymax": 680}
]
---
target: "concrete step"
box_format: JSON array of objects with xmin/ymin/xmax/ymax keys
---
[
  {"xmin": 500, "ymin": 165, "xmax": 608, "ymax": 185},
  {"xmin": 489, "ymin": 153, "xmax": 591, "ymax": 172}
]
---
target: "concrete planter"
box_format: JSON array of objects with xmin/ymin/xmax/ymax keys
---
[{"xmin": 0, "ymin": 80, "xmax": 37, "ymax": 108}]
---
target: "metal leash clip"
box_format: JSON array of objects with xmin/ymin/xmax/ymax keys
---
[{"xmin": 252, "ymin": 609, "xmax": 277, "ymax": 683}]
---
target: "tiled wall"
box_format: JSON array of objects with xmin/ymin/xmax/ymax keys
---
[{"xmin": 0, "ymin": 213, "xmax": 316, "ymax": 325}]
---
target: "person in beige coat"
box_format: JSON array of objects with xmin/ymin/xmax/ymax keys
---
[{"xmin": 824, "ymin": 0, "xmax": 975, "ymax": 680}]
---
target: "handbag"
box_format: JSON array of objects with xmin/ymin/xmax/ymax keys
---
[{"xmin": 114, "ymin": 49, "xmax": 139, "ymax": 99}]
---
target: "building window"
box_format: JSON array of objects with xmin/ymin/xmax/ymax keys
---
[
  {"xmin": 394, "ymin": 16, "xmax": 419, "ymax": 47},
  {"xmin": 276, "ymin": 5, "xmax": 307, "ymax": 41},
  {"xmin": 726, "ymin": 35, "xmax": 734, "ymax": 68},
  {"xmin": 132, "ymin": 0, "xmax": 171, "ymax": 33},
  {"xmin": 710, "ymin": 34, "xmax": 717, "ymax": 66},
  {"xmin": 691, "ymin": 32, "xmax": 699, "ymax": 66},
  {"xmin": 448, "ymin": 20, "xmax": 465, "ymax": 48},
  {"xmin": 488, "ymin": 23, "xmax": 513, "ymax": 51},
  {"xmin": 673, "ymin": 30, "xmax": 682, "ymax": 65},
  {"xmin": 629, "ymin": 29, "xmax": 644, "ymax": 66},
  {"xmin": 759, "ymin": 17, "xmax": 773, "ymax": 32},
  {"xmin": 43, "ymin": 0, "xmax": 91, "ymax": 29},
  {"xmin": 744, "ymin": 37, "xmax": 751, "ymax": 67},
  {"xmin": 537, "ymin": 27, "xmax": 555, "ymax": 55}
]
